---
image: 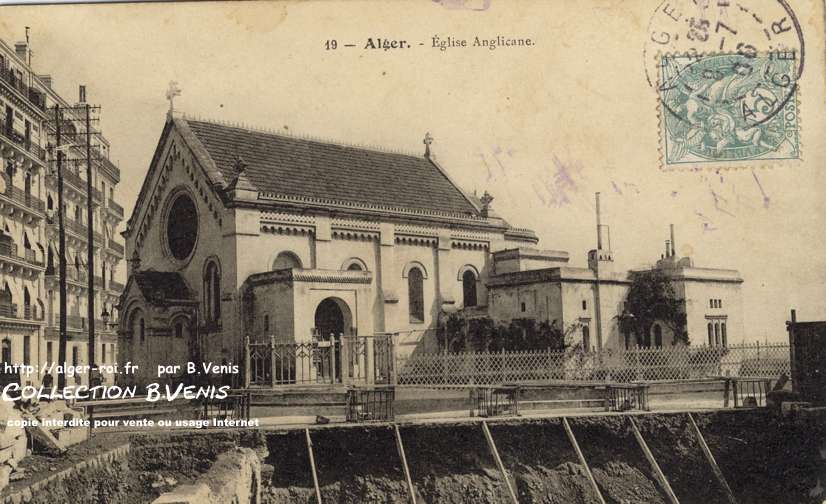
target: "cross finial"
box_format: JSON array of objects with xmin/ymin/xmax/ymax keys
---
[
  {"xmin": 480, "ymin": 190, "xmax": 494, "ymax": 208},
  {"xmin": 166, "ymin": 81, "xmax": 182, "ymax": 117},
  {"xmin": 423, "ymin": 132, "xmax": 433, "ymax": 157}
]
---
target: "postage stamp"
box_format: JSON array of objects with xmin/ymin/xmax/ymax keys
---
[
  {"xmin": 657, "ymin": 51, "xmax": 800, "ymax": 168},
  {"xmin": 643, "ymin": 0, "xmax": 805, "ymax": 169}
]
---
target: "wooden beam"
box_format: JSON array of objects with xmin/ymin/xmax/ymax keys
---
[
  {"xmin": 562, "ymin": 417, "xmax": 607, "ymax": 504},
  {"xmin": 628, "ymin": 417, "xmax": 680, "ymax": 504},
  {"xmin": 394, "ymin": 424, "xmax": 418, "ymax": 504},
  {"xmin": 687, "ymin": 413, "xmax": 738, "ymax": 504},
  {"xmin": 305, "ymin": 428, "xmax": 323, "ymax": 504},
  {"xmin": 481, "ymin": 421, "xmax": 519, "ymax": 504}
]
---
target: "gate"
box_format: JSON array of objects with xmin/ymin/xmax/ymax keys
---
[{"xmin": 787, "ymin": 311, "xmax": 826, "ymax": 404}]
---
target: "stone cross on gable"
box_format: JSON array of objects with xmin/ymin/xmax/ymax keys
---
[
  {"xmin": 166, "ymin": 81, "xmax": 182, "ymax": 116},
  {"xmin": 423, "ymin": 132, "xmax": 433, "ymax": 157}
]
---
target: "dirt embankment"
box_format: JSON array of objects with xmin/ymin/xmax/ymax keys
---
[
  {"xmin": 568, "ymin": 416, "xmax": 668, "ymax": 504},
  {"xmin": 634, "ymin": 414, "xmax": 729, "ymax": 504},
  {"xmin": 400, "ymin": 423, "xmax": 512, "ymax": 503},
  {"xmin": 488, "ymin": 419, "xmax": 598, "ymax": 503},
  {"xmin": 262, "ymin": 427, "xmax": 408, "ymax": 504},
  {"xmin": 696, "ymin": 410, "xmax": 826, "ymax": 504}
]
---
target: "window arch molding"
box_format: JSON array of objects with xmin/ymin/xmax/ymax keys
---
[
  {"xmin": 402, "ymin": 261, "xmax": 428, "ymax": 279},
  {"xmin": 270, "ymin": 250, "xmax": 303, "ymax": 270},
  {"xmin": 341, "ymin": 257, "xmax": 368, "ymax": 272},
  {"xmin": 456, "ymin": 264, "xmax": 480, "ymax": 281}
]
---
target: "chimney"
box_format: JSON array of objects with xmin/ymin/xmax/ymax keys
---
[
  {"xmin": 78, "ymin": 85, "xmax": 86, "ymax": 104},
  {"xmin": 665, "ymin": 240, "xmax": 671, "ymax": 258},
  {"xmin": 670, "ymin": 224, "xmax": 676, "ymax": 258},
  {"xmin": 14, "ymin": 42, "xmax": 27, "ymax": 63},
  {"xmin": 38, "ymin": 74, "xmax": 52, "ymax": 89}
]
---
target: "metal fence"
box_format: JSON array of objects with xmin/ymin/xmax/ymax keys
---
[
  {"xmin": 396, "ymin": 343, "xmax": 790, "ymax": 386},
  {"xmin": 244, "ymin": 334, "xmax": 395, "ymax": 387}
]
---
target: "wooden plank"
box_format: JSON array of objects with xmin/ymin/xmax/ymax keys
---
[
  {"xmin": 628, "ymin": 417, "xmax": 680, "ymax": 504},
  {"xmin": 305, "ymin": 428, "xmax": 323, "ymax": 504},
  {"xmin": 687, "ymin": 413, "xmax": 738, "ymax": 504},
  {"xmin": 562, "ymin": 417, "xmax": 607, "ymax": 504},
  {"xmin": 393, "ymin": 424, "xmax": 417, "ymax": 504},
  {"xmin": 481, "ymin": 421, "xmax": 519, "ymax": 504}
]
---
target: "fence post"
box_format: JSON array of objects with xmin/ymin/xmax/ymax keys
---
[
  {"xmin": 501, "ymin": 348, "xmax": 506, "ymax": 383},
  {"xmin": 243, "ymin": 334, "xmax": 251, "ymax": 388},
  {"xmin": 331, "ymin": 335, "xmax": 338, "ymax": 384},
  {"xmin": 270, "ymin": 333, "xmax": 277, "ymax": 387},
  {"xmin": 756, "ymin": 340, "xmax": 761, "ymax": 376}
]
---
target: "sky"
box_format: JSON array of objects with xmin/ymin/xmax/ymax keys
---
[{"xmin": 0, "ymin": 0, "xmax": 823, "ymax": 343}]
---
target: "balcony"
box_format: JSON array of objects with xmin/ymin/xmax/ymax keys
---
[
  {"xmin": 0, "ymin": 124, "xmax": 46, "ymax": 162},
  {"xmin": 108, "ymin": 199, "xmax": 124, "ymax": 218},
  {"xmin": 108, "ymin": 240, "xmax": 124, "ymax": 255},
  {"xmin": 45, "ymin": 166, "xmax": 102, "ymax": 203},
  {"xmin": 0, "ymin": 302, "xmax": 43, "ymax": 322},
  {"xmin": 0, "ymin": 66, "xmax": 47, "ymax": 113},
  {"xmin": 0, "ymin": 175, "xmax": 45, "ymax": 216},
  {"xmin": 0, "ymin": 240, "xmax": 43, "ymax": 269},
  {"xmin": 109, "ymin": 279, "xmax": 124, "ymax": 292}
]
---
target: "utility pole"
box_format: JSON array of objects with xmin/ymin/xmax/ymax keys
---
[
  {"xmin": 85, "ymin": 102, "xmax": 96, "ymax": 376},
  {"xmin": 55, "ymin": 104, "xmax": 68, "ymax": 390}
]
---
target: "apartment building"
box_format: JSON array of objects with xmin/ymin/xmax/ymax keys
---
[{"xmin": 0, "ymin": 37, "xmax": 125, "ymax": 386}]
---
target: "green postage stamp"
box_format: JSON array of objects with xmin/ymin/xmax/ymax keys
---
[{"xmin": 658, "ymin": 51, "xmax": 800, "ymax": 169}]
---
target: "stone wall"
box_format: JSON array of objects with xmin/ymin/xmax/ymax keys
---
[{"xmin": 152, "ymin": 447, "xmax": 262, "ymax": 504}]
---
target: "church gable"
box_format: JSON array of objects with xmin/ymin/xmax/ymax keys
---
[{"xmin": 125, "ymin": 120, "xmax": 226, "ymax": 259}]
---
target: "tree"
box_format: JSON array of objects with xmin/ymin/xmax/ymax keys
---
[{"xmin": 618, "ymin": 270, "xmax": 688, "ymax": 346}]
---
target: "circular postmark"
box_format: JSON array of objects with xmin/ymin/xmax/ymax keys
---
[{"xmin": 643, "ymin": 0, "xmax": 805, "ymax": 87}]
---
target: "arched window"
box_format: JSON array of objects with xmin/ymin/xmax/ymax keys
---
[
  {"xmin": 347, "ymin": 263, "xmax": 363, "ymax": 271},
  {"xmin": 714, "ymin": 323, "xmax": 720, "ymax": 346},
  {"xmin": 140, "ymin": 318, "xmax": 145, "ymax": 343},
  {"xmin": 24, "ymin": 172, "xmax": 31, "ymax": 196},
  {"xmin": 653, "ymin": 324, "xmax": 663, "ymax": 347},
  {"xmin": 272, "ymin": 251, "xmax": 302, "ymax": 270},
  {"xmin": 47, "ymin": 194, "xmax": 53, "ymax": 211},
  {"xmin": 174, "ymin": 321, "xmax": 183, "ymax": 339},
  {"xmin": 407, "ymin": 267, "xmax": 424, "ymax": 323},
  {"xmin": 23, "ymin": 287, "xmax": 30, "ymax": 318},
  {"xmin": 204, "ymin": 260, "xmax": 221, "ymax": 322},
  {"xmin": 708, "ymin": 323, "xmax": 713, "ymax": 346},
  {"xmin": 1, "ymin": 338, "xmax": 10, "ymax": 364},
  {"xmin": 721, "ymin": 323, "xmax": 727, "ymax": 347},
  {"xmin": 462, "ymin": 270, "xmax": 477, "ymax": 307},
  {"xmin": 582, "ymin": 325, "xmax": 590, "ymax": 350},
  {"xmin": 643, "ymin": 330, "xmax": 651, "ymax": 348}
]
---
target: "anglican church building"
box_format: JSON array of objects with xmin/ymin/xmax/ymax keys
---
[{"xmin": 117, "ymin": 113, "xmax": 743, "ymax": 386}]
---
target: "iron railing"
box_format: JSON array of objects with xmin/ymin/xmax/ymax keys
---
[
  {"xmin": 107, "ymin": 240, "xmax": 124, "ymax": 255},
  {"xmin": 0, "ymin": 67, "xmax": 47, "ymax": 112},
  {"xmin": 0, "ymin": 240, "xmax": 43, "ymax": 267},
  {"xmin": 108, "ymin": 199, "xmax": 124, "ymax": 217},
  {"xmin": 0, "ymin": 175, "xmax": 45, "ymax": 213},
  {"xmin": 396, "ymin": 343, "xmax": 791, "ymax": 386},
  {"xmin": 245, "ymin": 333, "xmax": 395, "ymax": 387},
  {"xmin": 0, "ymin": 302, "xmax": 17, "ymax": 318}
]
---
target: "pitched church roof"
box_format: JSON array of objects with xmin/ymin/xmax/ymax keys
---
[{"xmin": 182, "ymin": 118, "xmax": 481, "ymax": 216}]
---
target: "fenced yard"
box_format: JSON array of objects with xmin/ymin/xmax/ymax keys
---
[{"xmin": 396, "ymin": 343, "xmax": 790, "ymax": 386}]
